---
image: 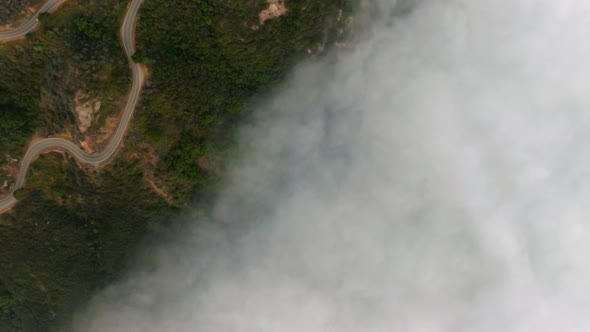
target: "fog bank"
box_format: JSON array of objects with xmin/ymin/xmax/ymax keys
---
[{"xmin": 72, "ymin": 0, "xmax": 590, "ymax": 331}]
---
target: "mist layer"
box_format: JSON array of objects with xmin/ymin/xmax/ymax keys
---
[{"xmin": 71, "ymin": 1, "xmax": 590, "ymax": 331}]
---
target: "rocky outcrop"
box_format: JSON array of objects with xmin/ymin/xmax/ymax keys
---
[{"xmin": 259, "ymin": 0, "xmax": 287, "ymax": 24}]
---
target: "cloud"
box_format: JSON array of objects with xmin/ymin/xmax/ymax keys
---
[{"xmin": 70, "ymin": 0, "xmax": 590, "ymax": 331}]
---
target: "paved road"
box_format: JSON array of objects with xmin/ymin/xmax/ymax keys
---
[
  {"xmin": 0, "ymin": 0, "xmax": 67, "ymax": 41},
  {"xmin": 0, "ymin": 0, "xmax": 146, "ymax": 213}
]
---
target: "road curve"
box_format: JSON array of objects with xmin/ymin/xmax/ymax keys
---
[
  {"xmin": 0, "ymin": 0, "xmax": 67, "ymax": 42},
  {"xmin": 0, "ymin": 0, "xmax": 146, "ymax": 213}
]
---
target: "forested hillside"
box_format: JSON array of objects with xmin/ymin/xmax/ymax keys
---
[
  {"xmin": 0, "ymin": 0, "xmax": 39, "ymax": 24},
  {"xmin": 134, "ymin": 0, "xmax": 352, "ymax": 203},
  {"xmin": 0, "ymin": 0, "xmax": 353, "ymax": 330}
]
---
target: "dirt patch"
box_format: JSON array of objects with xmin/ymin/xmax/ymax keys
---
[
  {"xmin": 96, "ymin": 115, "xmax": 118, "ymax": 146},
  {"xmin": 48, "ymin": 131, "xmax": 73, "ymax": 141},
  {"xmin": 139, "ymin": 62, "xmax": 150, "ymax": 80},
  {"xmin": 0, "ymin": 160, "xmax": 19, "ymax": 195},
  {"xmin": 146, "ymin": 177, "xmax": 173, "ymax": 205},
  {"xmin": 79, "ymin": 139, "xmax": 95, "ymax": 154},
  {"xmin": 196, "ymin": 156, "xmax": 225, "ymax": 177},
  {"xmin": 139, "ymin": 143, "xmax": 159, "ymax": 167},
  {"xmin": 259, "ymin": 0, "xmax": 287, "ymax": 24},
  {"xmin": 130, "ymin": 143, "xmax": 172, "ymax": 204},
  {"xmin": 0, "ymin": 24, "xmax": 13, "ymax": 32}
]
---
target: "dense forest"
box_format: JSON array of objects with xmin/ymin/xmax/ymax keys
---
[
  {"xmin": 134, "ymin": 0, "xmax": 352, "ymax": 203},
  {"xmin": 0, "ymin": 0, "xmax": 40, "ymax": 24},
  {"xmin": 0, "ymin": 0, "xmax": 353, "ymax": 330}
]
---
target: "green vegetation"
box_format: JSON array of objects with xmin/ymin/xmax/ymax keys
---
[
  {"xmin": 0, "ymin": 0, "xmax": 39, "ymax": 24},
  {"xmin": 0, "ymin": 0, "xmax": 354, "ymax": 330},
  {"xmin": 0, "ymin": 98, "xmax": 35, "ymax": 156},
  {"xmin": 0, "ymin": 41, "xmax": 67, "ymax": 154},
  {"xmin": 0, "ymin": 287, "xmax": 21, "ymax": 332},
  {"xmin": 0, "ymin": 155, "xmax": 168, "ymax": 331},
  {"xmin": 39, "ymin": 1, "xmax": 129, "ymax": 99},
  {"xmin": 134, "ymin": 0, "xmax": 350, "ymax": 203},
  {"xmin": 0, "ymin": 292, "xmax": 16, "ymax": 315},
  {"xmin": 0, "ymin": 0, "xmax": 129, "ymax": 163}
]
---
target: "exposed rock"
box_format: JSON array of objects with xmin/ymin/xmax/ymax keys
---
[
  {"xmin": 259, "ymin": 0, "xmax": 287, "ymax": 24},
  {"xmin": 74, "ymin": 91, "xmax": 101, "ymax": 134}
]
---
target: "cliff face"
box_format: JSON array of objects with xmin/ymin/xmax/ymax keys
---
[{"xmin": 0, "ymin": 0, "xmax": 353, "ymax": 331}]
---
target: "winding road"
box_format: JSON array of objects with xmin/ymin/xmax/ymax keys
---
[
  {"xmin": 0, "ymin": 0, "xmax": 69, "ymax": 41},
  {"xmin": 0, "ymin": 0, "xmax": 146, "ymax": 213}
]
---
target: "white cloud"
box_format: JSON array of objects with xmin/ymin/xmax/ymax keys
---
[{"xmin": 71, "ymin": 1, "xmax": 590, "ymax": 331}]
